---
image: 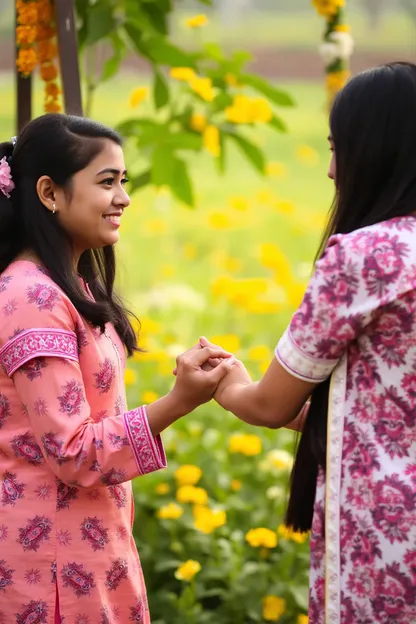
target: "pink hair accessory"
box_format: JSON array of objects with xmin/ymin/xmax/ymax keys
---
[{"xmin": 0, "ymin": 156, "xmax": 15, "ymax": 198}]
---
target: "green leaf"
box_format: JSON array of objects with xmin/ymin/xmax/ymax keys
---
[
  {"xmin": 85, "ymin": 1, "xmax": 115, "ymax": 46},
  {"xmin": 216, "ymin": 131, "xmax": 226, "ymax": 175},
  {"xmin": 145, "ymin": 37, "xmax": 196, "ymax": 68},
  {"xmin": 230, "ymin": 50, "xmax": 253, "ymax": 72},
  {"xmin": 123, "ymin": 22, "xmax": 153, "ymax": 60},
  {"xmin": 153, "ymin": 69, "xmax": 170, "ymax": 109},
  {"xmin": 226, "ymin": 132, "xmax": 265, "ymax": 174},
  {"xmin": 269, "ymin": 114, "xmax": 288, "ymax": 133},
  {"xmin": 163, "ymin": 132, "xmax": 203, "ymax": 151},
  {"xmin": 151, "ymin": 148, "xmax": 194, "ymax": 206},
  {"xmin": 288, "ymin": 586, "xmax": 309, "ymax": 611},
  {"xmin": 100, "ymin": 34, "xmax": 126, "ymax": 83},
  {"xmin": 204, "ymin": 42, "xmax": 225, "ymax": 61},
  {"xmin": 129, "ymin": 169, "xmax": 151, "ymax": 191},
  {"xmin": 142, "ymin": 3, "xmax": 168, "ymax": 35},
  {"xmin": 240, "ymin": 73, "xmax": 295, "ymax": 107}
]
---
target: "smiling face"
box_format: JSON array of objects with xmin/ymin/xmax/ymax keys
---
[{"xmin": 48, "ymin": 139, "xmax": 130, "ymax": 258}]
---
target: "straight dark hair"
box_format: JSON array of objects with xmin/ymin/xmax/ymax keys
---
[
  {"xmin": 0, "ymin": 114, "xmax": 138, "ymax": 356},
  {"xmin": 286, "ymin": 61, "xmax": 416, "ymax": 531}
]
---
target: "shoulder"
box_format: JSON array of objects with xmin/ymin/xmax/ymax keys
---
[
  {"xmin": 0, "ymin": 262, "xmax": 78, "ymax": 343},
  {"xmin": 318, "ymin": 217, "xmax": 416, "ymax": 301}
]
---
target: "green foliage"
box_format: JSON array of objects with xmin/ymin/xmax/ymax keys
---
[{"xmin": 74, "ymin": 0, "xmax": 294, "ymax": 207}]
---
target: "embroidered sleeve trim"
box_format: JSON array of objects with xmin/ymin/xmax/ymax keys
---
[
  {"xmin": 275, "ymin": 328, "xmax": 338, "ymax": 383},
  {"xmin": 123, "ymin": 406, "xmax": 167, "ymax": 476},
  {"xmin": 0, "ymin": 328, "xmax": 79, "ymax": 377}
]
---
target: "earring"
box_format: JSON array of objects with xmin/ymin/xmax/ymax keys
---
[{"xmin": 52, "ymin": 203, "xmax": 56, "ymax": 215}]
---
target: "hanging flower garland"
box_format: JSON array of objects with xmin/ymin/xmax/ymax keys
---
[
  {"xmin": 16, "ymin": 0, "xmax": 62, "ymax": 113},
  {"xmin": 312, "ymin": 0, "xmax": 354, "ymax": 106}
]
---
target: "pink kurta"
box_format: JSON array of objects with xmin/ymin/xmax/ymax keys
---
[
  {"xmin": 276, "ymin": 217, "xmax": 416, "ymax": 624},
  {"xmin": 0, "ymin": 260, "xmax": 166, "ymax": 623}
]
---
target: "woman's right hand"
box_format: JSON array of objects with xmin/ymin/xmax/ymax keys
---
[{"xmin": 169, "ymin": 344, "xmax": 235, "ymax": 414}]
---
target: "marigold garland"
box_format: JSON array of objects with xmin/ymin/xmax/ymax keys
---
[
  {"xmin": 312, "ymin": 0, "xmax": 354, "ymax": 106},
  {"xmin": 16, "ymin": 0, "xmax": 62, "ymax": 114}
]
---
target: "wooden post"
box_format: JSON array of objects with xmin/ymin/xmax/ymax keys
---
[
  {"xmin": 55, "ymin": 0, "xmax": 83, "ymax": 116},
  {"xmin": 16, "ymin": 5, "xmax": 32, "ymax": 133}
]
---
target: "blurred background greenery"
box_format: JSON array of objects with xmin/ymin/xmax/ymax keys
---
[{"xmin": 3, "ymin": 0, "xmax": 415, "ymax": 621}]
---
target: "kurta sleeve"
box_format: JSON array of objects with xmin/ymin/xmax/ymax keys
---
[
  {"xmin": 275, "ymin": 230, "xmax": 407, "ymax": 382},
  {"xmin": 0, "ymin": 276, "xmax": 166, "ymax": 487}
]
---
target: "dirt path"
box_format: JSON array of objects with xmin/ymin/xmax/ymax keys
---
[{"xmin": 2, "ymin": 38, "xmax": 414, "ymax": 80}]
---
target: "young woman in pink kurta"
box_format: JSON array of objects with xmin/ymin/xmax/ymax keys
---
[
  {"xmin": 0, "ymin": 114, "xmax": 232, "ymax": 623},
  {"xmin": 202, "ymin": 63, "xmax": 416, "ymax": 623}
]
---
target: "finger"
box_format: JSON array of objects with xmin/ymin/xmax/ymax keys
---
[
  {"xmin": 172, "ymin": 368, "xmax": 177, "ymax": 376},
  {"xmin": 206, "ymin": 357, "xmax": 223, "ymax": 368},
  {"xmin": 207, "ymin": 357, "xmax": 236, "ymax": 383},
  {"xmin": 199, "ymin": 336, "xmax": 217, "ymax": 349},
  {"xmin": 190, "ymin": 347, "xmax": 232, "ymax": 367}
]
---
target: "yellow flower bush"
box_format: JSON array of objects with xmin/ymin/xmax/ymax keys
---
[
  {"xmin": 190, "ymin": 76, "xmax": 215, "ymax": 102},
  {"xmin": 262, "ymin": 595, "xmax": 286, "ymax": 621},
  {"xmin": 124, "ymin": 368, "xmax": 136, "ymax": 386},
  {"xmin": 129, "ymin": 86, "xmax": 149, "ymax": 108},
  {"xmin": 170, "ymin": 67, "xmax": 196, "ymax": 81},
  {"xmin": 229, "ymin": 433, "xmax": 262, "ymax": 456},
  {"xmin": 298, "ymin": 615, "xmax": 309, "ymax": 624},
  {"xmin": 155, "ymin": 483, "xmax": 170, "ymax": 495},
  {"xmin": 174, "ymin": 465, "xmax": 202, "ymax": 486},
  {"xmin": 312, "ymin": 0, "xmax": 344, "ymax": 17},
  {"xmin": 278, "ymin": 524, "xmax": 309, "ymax": 544},
  {"xmin": 225, "ymin": 94, "xmax": 273, "ymax": 124},
  {"xmin": 176, "ymin": 485, "xmax": 208, "ymax": 505},
  {"xmin": 141, "ymin": 390, "xmax": 159, "ymax": 404},
  {"xmin": 203, "ymin": 125, "xmax": 220, "ymax": 157},
  {"xmin": 246, "ymin": 528, "xmax": 278, "ymax": 549},
  {"xmin": 175, "ymin": 560, "xmax": 201, "ymax": 581},
  {"xmin": 190, "ymin": 112, "xmax": 207, "ymax": 133}
]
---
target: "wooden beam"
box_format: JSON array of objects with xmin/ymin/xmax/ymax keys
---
[
  {"xmin": 16, "ymin": 6, "xmax": 32, "ymax": 133},
  {"xmin": 55, "ymin": 0, "xmax": 83, "ymax": 116}
]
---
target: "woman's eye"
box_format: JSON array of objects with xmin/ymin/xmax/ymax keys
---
[
  {"xmin": 121, "ymin": 178, "xmax": 129, "ymax": 186},
  {"xmin": 101, "ymin": 178, "xmax": 114, "ymax": 186}
]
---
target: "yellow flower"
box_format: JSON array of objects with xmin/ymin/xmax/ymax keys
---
[
  {"xmin": 262, "ymin": 595, "xmax": 286, "ymax": 621},
  {"xmin": 230, "ymin": 479, "xmax": 242, "ymax": 491},
  {"xmin": 261, "ymin": 449, "xmax": 294, "ymax": 472},
  {"xmin": 40, "ymin": 62, "xmax": 58, "ymax": 82},
  {"xmin": 225, "ymin": 72, "xmax": 240, "ymax": 87},
  {"xmin": 124, "ymin": 368, "xmax": 136, "ymax": 386},
  {"xmin": 45, "ymin": 81, "xmax": 60, "ymax": 98},
  {"xmin": 248, "ymin": 345, "xmax": 271, "ymax": 361},
  {"xmin": 36, "ymin": 25, "xmax": 55, "ymax": 42},
  {"xmin": 228, "ymin": 195, "xmax": 249, "ymax": 211},
  {"xmin": 144, "ymin": 218, "xmax": 167, "ymax": 234},
  {"xmin": 296, "ymin": 145, "xmax": 319, "ymax": 167},
  {"xmin": 298, "ymin": 615, "xmax": 309, "ymax": 624},
  {"xmin": 37, "ymin": 40, "xmax": 57, "ymax": 63},
  {"xmin": 312, "ymin": 0, "xmax": 344, "ymax": 18},
  {"xmin": 203, "ymin": 125, "xmax": 220, "ymax": 157},
  {"xmin": 139, "ymin": 317, "xmax": 162, "ymax": 336},
  {"xmin": 175, "ymin": 560, "xmax": 201, "ymax": 581},
  {"xmin": 246, "ymin": 528, "xmax": 278, "ymax": 548},
  {"xmin": 229, "ymin": 433, "xmax": 262, "ymax": 456},
  {"xmin": 250, "ymin": 97, "xmax": 273, "ymax": 123},
  {"xmin": 334, "ymin": 24, "xmax": 350, "ymax": 32},
  {"xmin": 208, "ymin": 211, "xmax": 230, "ymax": 229},
  {"xmin": 326, "ymin": 69, "xmax": 351, "ymax": 96},
  {"xmin": 44, "ymin": 101, "xmax": 61, "ymax": 114},
  {"xmin": 170, "ymin": 67, "xmax": 196, "ymax": 82},
  {"xmin": 190, "ymin": 76, "xmax": 215, "ymax": 102},
  {"xmin": 274, "ymin": 200, "xmax": 295, "ymax": 215},
  {"xmin": 266, "ymin": 161, "xmax": 287, "ymax": 178},
  {"xmin": 185, "ymin": 14, "xmax": 208, "ymax": 28},
  {"xmin": 17, "ymin": 4, "xmax": 38, "ymax": 25},
  {"xmin": 210, "ymin": 334, "xmax": 240, "ymax": 352},
  {"xmin": 189, "ymin": 112, "xmax": 207, "ymax": 133},
  {"xmin": 129, "ymin": 86, "xmax": 149, "ymax": 108},
  {"xmin": 177, "ymin": 485, "xmax": 208, "ymax": 505},
  {"xmin": 259, "ymin": 243, "xmax": 293, "ymax": 282},
  {"xmin": 174, "ymin": 465, "xmax": 202, "ymax": 486},
  {"xmin": 157, "ymin": 502, "xmax": 184, "ymax": 520},
  {"xmin": 193, "ymin": 506, "xmax": 226, "ymax": 534},
  {"xmin": 155, "ymin": 483, "xmax": 170, "ymax": 495},
  {"xmin": 161, "ymin": 264, "xmax": 175, "ymax": 279},
  {"xmin": 183, "ymin": 243, "xmax": 197, "ymax": 260},
  {"xmin": 141, "ymin": 391, "xmax": 159, "ymax": 404},
  {"xmin": 277, "ymin": 524, "xmax": 309, "ymax": 544}
]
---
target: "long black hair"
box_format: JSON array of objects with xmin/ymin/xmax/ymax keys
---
[
  {"xmin": 286, "ymin": 61, "xmax": 416, "ymax": 531},
  {"xmin": 0, "ymin": 114, "xmax": 138, "ymax": 356}
]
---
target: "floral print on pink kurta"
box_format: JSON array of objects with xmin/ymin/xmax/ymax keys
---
[
  {"xmin": 0, "ymin": 261, "xmax": 166, "ymax": 623},
  {"xmin": 276, "ymin": 217, "xmax": 416, "ymax": 624}
]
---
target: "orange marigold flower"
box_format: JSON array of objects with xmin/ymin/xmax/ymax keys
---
[
  {"xmin": 45, "ymin": 81, "xmax": 61, "ymax": 98},
  {"xmin": 40, "ymin": 62, "xmax": 58, "ymax": 82},
  {"xmin": 16, "ymin": 25, "xmax": 37, "ymax": 47},
  {"xmin": 45, "ymin": 100, "xmax": 62, "ymax": 114},
  {"xmin": 17, "ymin": 4, "xmax": 38, "ymax": 26},
  {"xmin": 37, "ymin": 41, "xmax": 57, "ymax": 63},
  {"xmin": 36, "ymin": 25, "xmax": 55, "ymax": 42},
  {"xmin": 37, "ymin": 0, "xmax": 53, "ymax": 23},
  {"xmin": 16, "ymin": 48, "xmax": 38, "ymax": 76}
]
